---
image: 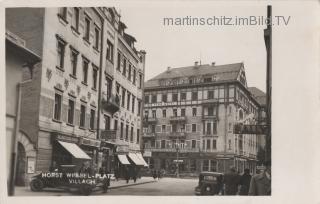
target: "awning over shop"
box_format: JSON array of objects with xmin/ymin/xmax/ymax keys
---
[
  {"xmin": 58, "ymin": 141, "xmax": 91, "ymax": 160},
  {"xmin": 128, "ymin": 153, "xmax": 145, "ymax": 166},
  {"xmin": 117, "ymin": 154, "xmax": 130, "ymax": 165},
  {"xmin": 136, "ymin": 153, "xmax": 149, "ymax": 167}
]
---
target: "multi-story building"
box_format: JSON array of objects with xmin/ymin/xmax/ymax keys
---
[
  {"xmin": 142, "ymin": 62, "xmax": 262, "ymax": 175},
  {"xmin": 5, "ymin": 7, "xmax": 146, "ymax": 186}
]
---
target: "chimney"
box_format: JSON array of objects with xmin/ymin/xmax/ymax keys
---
[
  {"xmin": 194, "ymin": 61, "xmax": 199, "ymax": 66},
  {"xmin": 211, "ymin": 62, "xmax": 216, "ymax": 66}
]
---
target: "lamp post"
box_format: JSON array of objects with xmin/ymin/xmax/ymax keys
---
[{"xmin": 174, "ymin": 141, "xmax": 185, "ymax": 178}]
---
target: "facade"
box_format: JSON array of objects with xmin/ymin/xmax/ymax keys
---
[
  {"xmin": 5, "ymin": 30, "xmax": 41, "ymax": 186},
  {"xmin": 6, "ymin": 7, "xmax": 146, "ymax": 186},
  {"xmin": 142, "ymin": 62, "xmax": 262, "ymax": 175}
]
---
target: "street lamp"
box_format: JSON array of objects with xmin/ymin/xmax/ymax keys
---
[{"xmin": 174, "ymin": 141, "xmax": 185, "ymax": 178}]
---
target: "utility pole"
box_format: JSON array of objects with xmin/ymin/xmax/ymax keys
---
[{"xmin": 264, "ymin": 5, "xmax": 272, "ymax": 165}]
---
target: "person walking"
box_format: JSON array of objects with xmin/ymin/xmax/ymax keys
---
[
  {"xmin": 239, "ymin": 168, "xmax": 252, "ymax": 195},
  {"xmin": 223, "ymin": 166, "xmax": 241, "ymax": 195},
  {"xmin": 248, "ymin": 161, "xmax": 271, "ymax": 195}
]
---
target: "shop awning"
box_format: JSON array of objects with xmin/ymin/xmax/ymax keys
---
[
  {"xmin": 117, "ymin": 154, "xmax": 130, "ymax": 165},
  {"xmin": 58, "ymin": 141, "xmax": 91, "ymax": 160},
  {"xmin": 136, "ymin": 153, "xmax": 149, "ymax": 167},
  {"xmin": 128, "ymin": 153, "xmax": 145, "ymax": 166}
]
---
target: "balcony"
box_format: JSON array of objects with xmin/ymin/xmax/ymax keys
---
[
  {"xmin": 143, "ymin": 147, "xmax": 200, "ymax": 153},
  {"xmin": 203, "ymin": 131, "xmax": 218, "ymax": 136},
  {"xmin": 142, "ymin": 132, "xmax": 156, "ymax": 138},
  {"xmin": 201, "ymin": 98, "xmax": 219, "ymax": 105},
  {"xmin": 202, "ymin": 115, "xmax": 218, "ymax": 120},
  {"xmin": 100, "ymin": 129, "xmax": 117, "ymax": 142},
  {"xmin": 168, "ymin": 131, "xmax": 186, "ymax": 138},
  {"xmin": 169, "ymin": 116, "xmax": 186, "ymax": 123},
  {"xmin": 101, "ymin": 94, "xmax": 120, "ymax": 114}
]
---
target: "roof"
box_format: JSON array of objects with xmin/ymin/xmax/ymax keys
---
[
  {"xmin": 200, "ymin": 171, "xmax": 224, "ymax": 176},
  {"xmin": 248, "ymin": 87, "xmax": 266, "ymax": 106},
  {"xmin": 145, "ymin": 63, "xmax": 243, "ymax": 88}
]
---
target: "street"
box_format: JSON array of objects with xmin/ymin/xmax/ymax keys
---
[
  {"xmin": 15, "ymin": 177, "xmax": 198, "ymax": 196},
  {"xmin": 105, "ymin": 178, "xmax": 198, "ymax": 196}
]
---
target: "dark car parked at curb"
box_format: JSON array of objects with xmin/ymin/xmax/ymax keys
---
[
  {"xmin": 29, "ymin": 165, "xmax": 110, "ymax": 196},
  {"xmin": 195, "ymin": 172, "xmax": 224, "ymax": 195}
]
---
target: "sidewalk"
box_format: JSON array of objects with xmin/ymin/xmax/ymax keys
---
[{"xmin": 108, "ymin": 177, "xmax": 156, "ymax": 189}]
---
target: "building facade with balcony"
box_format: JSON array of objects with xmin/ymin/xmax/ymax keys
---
[
  {"xmin": 143, "ymin": 62, "xmax": 262, "ymax": 175},
  {"xmin": 6, "ymin": 7, "xmax": 146, "ymax": 184}
]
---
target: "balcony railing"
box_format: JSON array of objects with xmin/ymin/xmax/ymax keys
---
[
  {"xmin": 202, "ymin": 115, "xmax": 218, "ymax": 120},
  {"xmin": 168, "ymin": 131, "xmax": 186, "ymax": 138},
  {"xmin": 100, "ymin": 129, "xmax": 117, "ymax": 141},
  {"xmin": 142, "ymin": 132, "xmax": 156, "ymax": 138},
  {"xmin": 101, "ymin": 94, "xmax": 120, "ymax": 114},
  {"xmin": 203, "ymin": 131, "xmax": 218, "ymax": 136},
  {"xmin": 143, "ymin": 147, "xmax": 200, "ymax": 153},
  {"xmin": 169, "ymin": 116, "xmax": 186, "ymax": 122},
  {"xmin": 201, "ymin": 98, "xmax": 219, "ymax": 105}
]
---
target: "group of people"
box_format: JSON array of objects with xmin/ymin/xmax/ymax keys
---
[
  {"xmin": 223, "ymin": 161, "xmax": 271, "ymax": 195},
  {"xmin": 152, "ymin": 169, "xmax": 164, "ymax": 180}
]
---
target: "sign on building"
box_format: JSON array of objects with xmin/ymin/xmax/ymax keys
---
[{"xmin": 233, "ymin": 124, "xmax": 268, "ymax": 135}]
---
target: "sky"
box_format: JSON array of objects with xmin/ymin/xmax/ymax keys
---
[{"xmin": 119, "ymin": 4, "xmax": 268, "ymax": 92}]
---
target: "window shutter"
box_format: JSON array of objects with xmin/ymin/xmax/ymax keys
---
[
  {"xmin": 186, "ymin": 124, "xmax": 191, "ymax": 132},
  {"xmin": 197, "ymin": 124, "xmax": 201, "ymax": 133}
]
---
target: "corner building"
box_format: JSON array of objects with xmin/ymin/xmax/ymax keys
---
[
  {"xmin": 6, "ymin": 7, "xmax": 146, "ymax": 184},
  {"xmin": 143, "ymin": 62, "xmax": 261, "ymax": 175}
]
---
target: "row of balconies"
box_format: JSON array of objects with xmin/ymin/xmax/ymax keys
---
[
  {"xmin": 145, "ymin": 115, "xmax": 218, "ymax": 124},
  {"xmin": 142, "ymin": 131, "xmax": 218, "ymax": 138}
]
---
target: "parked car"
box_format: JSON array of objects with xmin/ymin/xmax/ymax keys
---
[
  {"xmin": 195, "ymin": 171, "xmax": 224, "ymax": 195},
  {"xmin": 29, "ymin": 165, "xmax": 109, "ymax": 195}
]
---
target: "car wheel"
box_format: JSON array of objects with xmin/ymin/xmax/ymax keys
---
[
  {"xmin": 30, "ymin": 179, "xmax": 44, "ymax": 192},
  {"xmin": 79, "ymin": 184, "xmax": 93, "ymax": 196},
  {"xmin": 202, "ymin": 185, "xmax": 214, "ymax": 195}
]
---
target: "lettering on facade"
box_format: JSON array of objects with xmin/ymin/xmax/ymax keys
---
[{"xmin": 233, "ymin": 124, "xmax": 268, "ymax": 135}]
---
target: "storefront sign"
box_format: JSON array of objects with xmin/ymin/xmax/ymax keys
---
[
  {"xmin": 234, "ymin": 124, "xmax": 268, "ymax": 135},
  {"xmin": 27, "ymin": 157, "xmax": 36, "ymax": 174},
  {"xmin": 143, "ymin": 151, "xmax": 152, "ymax": 157},
  {"xmin": 116, "ymin": 145, "xmax": 129, "ymax": 153},
  {"xmin": 51, "ymin": 132, "xmax": 79, "ymax": 143},
  {"xmin": 80, "ymin": 137, "xmax": 101, "ymax": 148}
]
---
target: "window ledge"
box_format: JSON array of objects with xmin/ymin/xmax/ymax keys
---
[
  {"xmin": 66, "ymin": 123, "xmax": 75, "ymax": 127},
  {"xmin": 52, "ymin": 118, "xmax": 62, "ymax": 123},
  {"xmin": 69, "ymin": 74, "xmax": 77, "ymax": 79},
  {"xmin": 57, "ymin": 14, "xmax": 68, "ymax": 25},
  {"xmin": 93, "ymin": 46, "xmax": 100, "ymax": 53},
  {"xmin": 79, "ymin": 126, "xmax": 86, "ymax": 130},
  {"xmin": 56, "ymin": 66, "xmax": 65, "ymax": 72},
  {"xmin": 71, "ymin": 26, "xmax": 80, "ymax": 36},
  {"xmin": 81, "ymin": 81, "xmax": 88, "ymax": 86},
  {"xmin": 91, "ymin": 87, "xmax": 97, "ymax": 92},
  {"xmin": 83, "ymin": 37, "xmax": 91, "ymax": 46},
  {"xmin": 89, "ymin": 129, "xmax": 95, "ymax": 133}
]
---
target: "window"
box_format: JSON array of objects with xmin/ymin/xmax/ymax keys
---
[
  {"xmin": 92, "ymin": 67, "xmax": 98, "ymax": 90},
  {"xmin": 172, "ymin": 93, "xmax": 178, "ymax": 102},
  {"xmin": 80, "ymin": 104, "xmax": 86, "ymax": 128},
  {"xmin": 114, "ymin": 119, "xmax": 118, "ymax": 130},
  {"xmin": 152, "ymin": 110, "xmax": 156, "ymax": 118},
  {"xmin": 151, "ymin": 125, "xmax": 155, "ymax": 133},
  {"xmin": 208, "ymin": 107, "xmax": 214, "ymax": 116},
  {"xmin": 54, "ymin": 93, "xmax": 62, "ymax": 121},
  {"xmin": 137, "ymin": 129, "xmax": 140, "ymax": 144},
  {"xmin": 145, "ymin": 95, "xmax": 149, "ymax": 104},
  {"xmin": 192, "ymin": 124, "xmax": 197, "ymax": 132},
  {"xmin": 132, "ymin": 95, "xmax": 135, "ymax": 113},
  {"xmin": 161, "ymin": 140, "xmax": 166, "ymax": 148},
  {"xmin": 67, "ymin": 99, "xmax": 75, "ymax": 124},
  {"xmin": 104, "ymin": 115, "xmax": 110, "ymax": 130},
  {"xmin": 56, "ymin": 38, "xmax": 66, "ymax": 69},
  {"xmin": 130, "ymin": 126, "xmax": 134, "ymax": 142},
  {"xmin": 204, "ymin": 77, "xmax": 212, "ymax": 83},
  {"xmin": 128, "ymin": 64, "xmax": 132, "ymax": 81},
  {"xmin": 121, "ymin": 88, "xmax": 126, "ymax": 107},
  {"xmin": 207, "ymin": 122, "xmax": 211, "ymax": 134},
  {"xmin": 127, "ymin": 92, "xmax": 131, "ymax": 111},
  {"xmin": 173, "ymin": 109, "xmax": 178, "ymax": 117},
  {"xmin": 208, "ymin": 91, "xmax": 214, "ymax": 99},
  {"xmin": 137, "ymin": 100, "xmax": 141, "ymax": 116},
  {"xmin": 84, "ymin": 17, "xmax": 90, "ymax": 41},
  {"xmin": 192, "ymin": 140, "xmax": 196, "ymax": 148},
  {"xmin": 213, "ymin": 140, "xmax": 217, "ymax": 149},
  {"xmin": 192, "ymin": 92, "xmax": 198, "ymax": 100},
  {"xmin": 181, "ymin": 108, "xmax": 186, "ymax": 116},
  {"xmin": 120, "ymin": 122, "xmax": 124, "ymax": 139},
  {"xmin": 70, "ymin": 49, "xmax": 78, "ymax": 76},
  {"xmin": 202, "ymin": 140, "xmax": 205, "ymax": 150},
  {"xmin": 210, "ymin": 160, "xmax": 217, "ymax": 172},
  {"xmin": 162, "ymin": 109, "xmax": 166, "ymax": 118},
  {"xmin": 192, "ymin": 108, "xmax": 197, "ymax": 116},
  {"xmin": 125, "ymin": 124, "xmax": 129, "ymax": 140},
  {"xmin": 94, "ymin": 26, "xmax": 100, "ymax": 50},
  {"xmin": 82, "ymin": 58, "xmax": 89, "ymax": 84},
  {"xmin": 228, "ymin": 123, "xmax": 232, "ymax": 131},
  {"xmin": 181, "ymin": 92, "xmax": 186, "ymax": 100},
  {"xmin": 152, "ymin": 95, "xmax": 157, "ymax": 103},
  {"xmin": 123, "ymin": 58, "xmax": 127, "ymax": 76},
  {"xmin": 172, "ymin": 124, "xmax": 177, "ymax": 132},
  {"xmin": 106, "ymin": 40, "xmax": 114, "ymax": 63},
  {"xmin": 139, "ymin": 73, "xmax": 142, "ymax": 89},
  {"xmin": 72, "ymin": 7, "xmax": 80, "ymax": 32},
  {"xmin": 58, "ymin": 7, "xmax": 67, "ymax": 21},
  {"xmin": 161, "ymin": 125, "xmax": 166, "ymax": 132},
  {"xmin": 203, "ymin": 160, "xmax": 209, "ymax": 171},
  {"xmin": 133, "ymin": 68, "xmax": 136, "ymax": 85},
  {"xmin": 162, "ymin": 94, "xmax": 167, "ymax": 102},
  {"xmin": 206, "ymin": 139, "xmax": 211, "ymax": 149},
  {"xmin": 90, "ymin": 109, "xmax": 95, "ymax": 130},
  {"xmin": 213, "ymin": 122, "xmax": 217, "ymax": 134},
  {"xmin": 180, "ymin": 124, "xmax": 185, "ymax": 132},
  {"xmin": 117, "ymin": 52, "xmax": 121, "ymax": 70}
]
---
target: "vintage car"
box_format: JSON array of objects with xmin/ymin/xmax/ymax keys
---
[
  {"xmin": 29, "ymin": 165, "xmax": 110, "ymax": 195},
  {"xmin": 194, "ymin": 171, "xmax": 224, "ymax": 195}
]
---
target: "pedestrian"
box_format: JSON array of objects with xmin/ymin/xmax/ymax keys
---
[
  {"xmin": 223, "ymin": 166, "xmax": 241, "ymax": 195},
  {"xmin": 152, "ymin": 169, "xmax": 157, "ymax": 180},
  {"xmin": 157, "ymin": 169, "xmax": 161, "ymax": 180},
  {"xmin": 248, "ymin": 161, "xmax": 271, "ymax": 195},
  {"xmin": 239, "ymin": 168, "xmax": 252, "ymax": 195}
]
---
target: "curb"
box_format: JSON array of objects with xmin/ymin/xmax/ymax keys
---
[{"xmin": 109, "ymin": 180, "xmax": 157, "ymax": 189}]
